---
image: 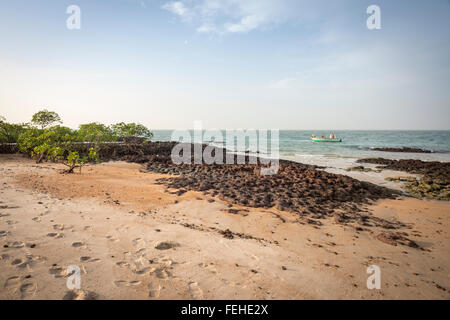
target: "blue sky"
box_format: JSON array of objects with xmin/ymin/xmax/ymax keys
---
[{"xmin": 0, "ymin": 0, "xmax": 449, "ymax": 130}]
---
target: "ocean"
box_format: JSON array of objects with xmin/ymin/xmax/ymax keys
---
[{"xmin": 152, "ymin": 130, "xmax": 450, "ymax": 169}]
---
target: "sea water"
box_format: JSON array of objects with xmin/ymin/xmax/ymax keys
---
[{"xmin": 152, "ymin": 130, "xmax": 450, "ymax": 170}]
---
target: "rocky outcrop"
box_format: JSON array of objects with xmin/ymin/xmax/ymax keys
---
[
  {"xmin": 358, "ymin": 158, "xmax": 450, "ymax": 201},
  {"xmin": 371, "ymin": 147, "xmax": 433, "ymax": 153}
]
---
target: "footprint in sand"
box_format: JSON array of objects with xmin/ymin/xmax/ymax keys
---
[
  {"xmin": 63, "ymin": 289, "xmax": 99, "ymax": 300},
  {"xmin": 114, "ymin": 280, "xmax": 142, "ymax": 287},
  {"xmin": 106, "ymin": 235, "xmax": 119, "ymax": 242},
  {"xmin": 134, "ymin": 266, "xmax": 155, "ymax": 275},
  {"xmin": 19, "ymin": 282, "xmax": 37, "ymax": 299},
  {"xmin": 114, "ymin": 280, "xmax": 127, "ymax": 287},
  {"xmin": 116, "ymin": 261, "xmax": 131, "ymax": 268},
  {"xmin": 135, "ymin": 248, "xmax": 147, "ymax": 255},
  {"xmin": 52, "ymin": 224, "xmax": 65, "ymax": 231},
  {"xmin": 148, "ymin": 283, "xmax": 161, "ymax": 298},
  {"xmin": 0, "ymin": 230, "xmax": 8, "ymax": 237},
  {"xmin": 4, "ymin": 241, "xmax": 25, "ymax": 248},
  {"xmin": 49, "ymin": 265, "xmax": 68, "ymax": 278},
  {"xmin": 80, "ymin": 256, "xmax": 101, "ymax": 263},
  {"xmin": 32, "ymin": 217, "xmax": 41, "ymax": 223},
  {"xmin": 155, "ymin": 241, "xmax": 180, "ymax": 250},
  {"xmin": 132, "ymin": 238, "xmax": 146, "ymax": 247},
  {"xmin": 11, "ymin": 258, "xmax": 23, "ymax": 266},
  {"xmin": 154, "ymin": 267, "xmax": 171, "ymax": 279},
  {"xmin": 71, "ymin": 242, "xmax": 86, "ymax": 248},
  {"xmin": 47, "ymin": 232, "xmax": 64, "ymax": 239},
  {"xmin": 4, "ymin": 276, "xmax": 20, "ymax": 289},
  {"xmin": 188, "ymin": 282, "xmax": 203, "ymax": 300}
]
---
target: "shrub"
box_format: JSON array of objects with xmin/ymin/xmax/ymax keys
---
[
  {"xmin": 111, "ymin": 122, "xmax": 153, "ymax": 142},
  {"xmin": 18, "ymin": 126, "xmax": 76, "ymax": 163},
  {"xmin": 78, "ymin": 122, "xmax": 116, "ymax": 148},
  {"xmin": 0, "ymin": 118, "xmax": 28, "ymax": 144}
]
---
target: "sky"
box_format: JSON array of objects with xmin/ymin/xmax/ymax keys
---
[{"xmin": 0, "ymin": 0, "xmax": 449, "ymax": 130}]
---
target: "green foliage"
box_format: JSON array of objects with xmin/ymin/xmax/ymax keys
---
[
  {"xmin": 14, "ymin": 113, "xmax": 152, "ymax": 174},
  {"xmin": 78, "ymin": 122, "xmax": 116, "ymax": 147},
  {"xmin": 63, "ymin": 149, "xmax": 98, "ymax": 173},
  {"xmin": 18, "ymin": 125, "xmax": 77, "ymax": 163},
  {"xmin": 31, "ymin": 109, "xmax": 62, "ymax": 129},
  {"xmin": 17, "ymin": 122, "xmax": 103, "ymax": 172},
  {"xmin": 0, "ymin": 119, "xmax": 28, "ymax": 144},
  {"xmin": 111, "ymin": 122, "xmax": 153, "ymax": 141},
  {"xmin": 17, "ymin": 127, "xmax": 45, "ymax": 153}
]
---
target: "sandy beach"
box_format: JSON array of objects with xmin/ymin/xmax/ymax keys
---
[
  {"xmin": 1, "ymin": 154, "xmax": 449, "ymax": 300},
  {"xmin": 2, "ymin": 0, "xmax": 449, "ymax": 307}
]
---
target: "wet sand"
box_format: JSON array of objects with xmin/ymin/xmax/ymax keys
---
[{"xmin": 0, "ymin": 154, "xmax": 449, "ymax": 299}]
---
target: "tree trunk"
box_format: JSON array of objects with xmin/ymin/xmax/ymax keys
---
[{"xmin": 36, "ymin": 153, "xmax": 44, "ymax": 164}]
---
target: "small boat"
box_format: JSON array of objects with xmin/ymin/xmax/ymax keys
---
[{"xmin": 311, "ymin": 133, "xmax": 342, "ymax": 142}]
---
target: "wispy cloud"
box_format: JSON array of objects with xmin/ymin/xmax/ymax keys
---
[
  {"xmin": 270, "ymin": 78, "xmax": 297, "ymax": 89},
  {"xmin": 161, "ymin": 0, "xmax": 305, "ymax": 35},
  {"xmin": 162, "ymin": 1, "xmax": 193, "ymax": 21}
]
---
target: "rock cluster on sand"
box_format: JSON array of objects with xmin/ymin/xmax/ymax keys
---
[
  {"xmin": 376, "ymin": 231, "xmax": 421, "ymax": 249},
  {"xmin": 120, "ymin": 144, "xmax": 402, "ymax": 227},
  {"xmin": 358, "ymin": 158, "xmax": 450, "ymax": 201},
  {"xmin": 371, "ymin": 147, "xmax": 433, "ymax": 153}
]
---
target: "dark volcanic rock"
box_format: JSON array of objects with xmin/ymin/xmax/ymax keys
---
[
  {"xmin": 357, "ymin": 158, "xmax": 450, "ymax": 200},
  {"xmin": 121, "ymin": 143, "xmax": 403, "ymax": 225},
  {"xmin": 356, "ymin": 158, "xmax": 450, "ymax": 180},
  {"xmin": 376, "ymin": 231, "xmax": 421, "ymax": 249},
  {"xmin": 371, "ymin": 147, "xmax": 433, "ymax": 153}
]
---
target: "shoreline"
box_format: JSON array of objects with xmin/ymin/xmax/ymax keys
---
[{"xmin": 0, "ymin": 154, "xmax": 449, "ymax": 299}]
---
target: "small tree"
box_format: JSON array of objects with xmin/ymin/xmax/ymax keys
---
[
  {"xmin": 78, "ymin": 122, "xmax": 116, "ymax": 149},
  {"xmin": 49, "ymin": 147, "xmax": 99, "ymax": 174},
  {"xmin": 31, "ymin": 109, "xmax": 62, "ymax": 129},
  {"xmin": 111, "ymin": 122, "xmax": 153, "ymax": 143}
]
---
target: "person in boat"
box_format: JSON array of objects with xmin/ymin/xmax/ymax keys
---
[{"xmin": 311, "ymin": 134, "xmax": 315, "ymax": 139}]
